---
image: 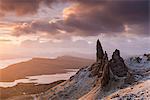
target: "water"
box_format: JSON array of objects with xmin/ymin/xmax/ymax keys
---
[
  {"xmin": 0, "ymin": 58, "xmax": 31, "ymax": 69},
  {"xmin": 0, "ymin": 69, "xmax": 78, "ymax": 87},
  {"xmin": 0, "ymin": 58, "xmax": 79, "ymax": 88}
]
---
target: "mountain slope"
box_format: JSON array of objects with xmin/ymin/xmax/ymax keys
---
[
  {"xmin": 36, "ymin": 40, "xmax": 150, "ymax": 100},
  {"xmin": 4, "ymin": 40, "xmax": 150, "ymax": 100},
  {"xmin": 0, "ymin": 56, "xmax": 94, "ymax": 82},
  {"xmin": 104, "ymin": 80, "xmax": 150, "ymax": 100},
  {"xmin": 5, "ymin": 53, "xmax": 150, "ymax": 100},
  {"xmin": 80, "ymin": 54, "xmax": 150, "ymax": 100}
]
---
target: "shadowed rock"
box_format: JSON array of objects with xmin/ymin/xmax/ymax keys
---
[
  {"xmin": 96, "ymin": 39, "xmax": 104, "ymax": 62},
  {"xmin": 100, "ymin": 49, "xmax": 130, "ymax": 89},
  {"xmin": 109, "ymin": 49, "xmax": 128, "ymax": 77},
  {"xmin": 90, "ymin": 42, "xmax": 130, "ymax": 88},
  {"xmin": 89, "ymin": 40, "xmax": 106, "ymax": 77},
  {"xmin": 89, "ymin": 51, "xmax": 108, "ymax": 77},
  {"xmin": 101, "ymin": 62, "xmax": 110, "ymax": 87}
]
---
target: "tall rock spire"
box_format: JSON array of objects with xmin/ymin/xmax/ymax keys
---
[{"xmin": 96, "ymin": 39, "xmax": 104, "ymax": 61}]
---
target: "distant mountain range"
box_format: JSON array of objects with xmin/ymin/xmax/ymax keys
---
[{"xmin": 0, "ymin": 56, "xmax": 94, "ymax": 82}]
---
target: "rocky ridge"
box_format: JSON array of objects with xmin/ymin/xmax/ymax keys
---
[{"xmin": 35, "ymin": 39, "xmax": 135, "ymax": 100}]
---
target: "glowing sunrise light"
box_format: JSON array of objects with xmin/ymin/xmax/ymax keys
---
[
  {"xmin": 124, "ymin": 25, "xmax": 131, "ymax": 32},
  {"xmin": 0, "ymin": 24, "xmax": 14, "ymax": 34},
  {"xmin": 63, "ymin": 4, "xmax": 77, "ymax": 19}
]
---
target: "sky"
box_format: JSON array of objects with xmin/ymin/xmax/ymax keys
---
[{"xmin": 0, "ymin": 0, "xmax": 149, "ymax": 60}]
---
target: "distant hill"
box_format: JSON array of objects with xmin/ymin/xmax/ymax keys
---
[{"xmin": 0, "ymin": 56, "xmax": 94, "ymax": 82}]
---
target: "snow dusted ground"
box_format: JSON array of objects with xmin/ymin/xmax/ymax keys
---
[
  {"xmin": 37, "ymin": 66, "xmax": 98, "ymax": 100},
  {"xmin": 125, "ymin": 54, "xmax": 150, "ymax": 69},
  {"xmin": 80, "ymin": 54, "xmax": 150, "ymax": 100},
  {"xmin": 39, "ymin": 54, "xmax": 150, "ymax": 100},
  {"xmin": 7, "ymin": 54, "xmax": 150, "ymax": 100},
  {"xmin": 104, "ymin": 80, "xmax": 150, "ymax": 100},
  {"xmin": 104, "ymin": 54, "xmax": 150, "ymax": 100},
  {"xmin": 125, "ymin": 54, "xmax": 150, "ymax": 81}
]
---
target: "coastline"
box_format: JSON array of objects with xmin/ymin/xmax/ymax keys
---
[{"xmin": 0, "ymin": 69, "xmax": 78, "ymax": 87}]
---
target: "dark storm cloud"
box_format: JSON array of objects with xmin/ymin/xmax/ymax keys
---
[
  {"xmin": 60, "ymin": 0, "xmax": 149, "ymax": 36},
  {"xmin": 2, "ymin": 0, "xmax": 148, "ymax": 36},
  {"xmin": 13, "ymin": 21, "xmax": 60, "ymax": 36},
  {"xmin": 0, "ymin": 0, "xmax": 66, "ymax": 16},
  {"xmin": 108, "ymin": 0, "xmax": 149, "ymax": 24}
]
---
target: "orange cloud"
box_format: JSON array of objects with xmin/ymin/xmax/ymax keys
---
[{"xmin": 0, "ymin": 0, "xmax": 41, "ymax": 16}]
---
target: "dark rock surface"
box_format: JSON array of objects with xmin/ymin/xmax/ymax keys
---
[
  {"xmin": 89, "ymin": 51, "xmax": 108, "ymax": 78},
  {"xmin": 96, "ymin": 39, "xmax": 104, "ymax": 62},
  {"xmin": 101, "ymin": 62, "xmax": 110, "ymax": 87},
  {"xmin": 109, "ymin": 49, "xmax": 128, "ymax": 77},
  {"xmin": 144, "ymin": 53, "xmax": 150, "ymax": 61},
  {"xmin": 90, "ymin": 39, "xmax": 131, "ymax": 88}
]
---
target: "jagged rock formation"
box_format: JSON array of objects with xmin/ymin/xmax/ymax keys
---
[
  {"xmin": 96, "ymin": 39, "xmax": 104, "ymax": 61},
  {"xmin": 109, "ymin": 49, "xmax": 128, "ymax": 77},
  {"xmin": 3, "ymin": 40, "xmax": 150, "ymax": 100},
  {"xmin": 100, "ymin": 49, "xmax": 133, "ymax": 91},
  {"xmin": 93, "ymin": 40, "xmax": 130, "ymax": 88},
  {"xmin": 35, "ymin": 39, "xmax": 135, "ymax": 100}
]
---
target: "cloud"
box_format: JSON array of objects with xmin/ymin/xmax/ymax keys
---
[
  {"xmin": 16, "ymin": 35, "xmax": 150, "ymax": 59},
  {"xmin": 18, "ymin": 38, "xmax": 95, "ymax": 58},
  {"xmin": 0, "ymin": 0, "xmax": 42, "ymax": 16},
  {"xmin": 2, "ymin": 0, "xmax": 149, "ymax": 37},
  {"xmin": 0, "ymin": 0, "xmax": 68, "ymax": 16},
  {"xmin": 0, "ymin": 39, "xmax": 11, "ymax": 42},
  {"xmin": 13, "ymin": 20, "xmax": 60, "ymax": 36},
  {"xmin": 0, "ymin": 12, "xmax": 4, "ymax": 17},
  {"xmin": 60, "ymin": 0, "xmax": 149, "ymax": 36}
]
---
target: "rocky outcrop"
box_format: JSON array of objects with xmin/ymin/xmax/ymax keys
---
[
  {"xmin": 6, "ymin": 39, "xmax": 149, "ymax": 100},
  {"xmin": 89, "ymin": 40, "xmax": 107, "ymax": 77},
  {"xmin": 100, "ymin": 49, "xmax": 132, "ymax": 90},
  {"xmin": 37, "ymin": 39, "xmax": 134, "ymax": 100},
  {"xmin": 96, "ymin": 39, "xmax": 104, "ymax": 62},
  {"xmin": 91, "ymin": 40, "xmax": 130, "ymax": 88},
  {"xmin": 89, "ymin": 51, "xmax": 108, "ymax": 77},
  {"xmin": 109, "ymin": 49, "xmax": 128, "ymax": 77}
]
